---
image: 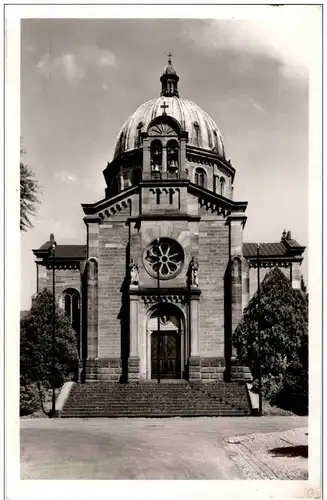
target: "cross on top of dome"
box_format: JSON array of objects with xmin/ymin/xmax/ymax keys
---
[{"xmin": 160, "ymin": 101, "xmax": 169, "ymax": 115}]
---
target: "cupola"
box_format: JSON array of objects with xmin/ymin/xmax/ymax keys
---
[{"xmin": 160, "ymin": 52, "xmax": 179, "ymax": 98}]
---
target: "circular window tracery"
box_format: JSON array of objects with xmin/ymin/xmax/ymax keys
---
[{"xmin": 144, "ymin": 238, "xmax": 184, "ymax": 280}]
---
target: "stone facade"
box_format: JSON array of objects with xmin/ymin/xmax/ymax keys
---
[{"xmin": 32, "ymin": 59, "xmax": 306, "ymax": 384}]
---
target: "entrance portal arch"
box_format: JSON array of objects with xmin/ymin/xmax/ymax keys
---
[{"xmin": 146, "ymin": 303, "xmax": 186, "ymax": 380}]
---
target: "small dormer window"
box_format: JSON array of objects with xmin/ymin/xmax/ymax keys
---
[
  {"xmin": 194, "ymin": 122, "xmax": 200, "ymax": 147},
  {"xmin": 213, "ymin": 130, "xmax": 219, "ymax": 152},
  {"xmin": 195, "ymin": 168, "xmax": 207, "ymax": 189},
  {"xmin": 220, "ymin": 177, "xmax": 226, "ymax": 196},
  {"xmin": 136, "ymin": 122, "xmax": 143, "ymax": 148}
]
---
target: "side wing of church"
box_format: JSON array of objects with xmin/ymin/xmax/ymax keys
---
[{"xmin": 32, "ymin": 57, "xmax": 306, "ymax": 385}]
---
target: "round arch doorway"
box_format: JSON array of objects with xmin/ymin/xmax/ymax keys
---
[{"xmin": 147, "ymin": 304, "xmax": 185, "ymax": 380}]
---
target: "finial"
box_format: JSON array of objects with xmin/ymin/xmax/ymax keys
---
[
  {"xmin": 168, "ymin": 51, "xmax": 172, "ymax": 65},
  {"xmin": 50, "ymin": 233, "xmax": 55, "ymax": 241}
]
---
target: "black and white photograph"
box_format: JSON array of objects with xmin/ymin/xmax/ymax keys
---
[{"xmin": 4, "ymin": 4, "xmax": 322, "ymax": 499}]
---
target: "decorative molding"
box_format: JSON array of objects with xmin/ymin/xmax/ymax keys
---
[
  {"xmin": 141, "ymin": 294, "xmax": 188, "ymax": 305},
  {"xmin": 46, "ymin": 261, "xmax": 81, "ymax": 270},
  {"xmin": 98, "ymin": 198, "xmax": 132, "ymax": 221},
  {"xmin": 248, "ymin": 260, "xmax": 293, "ymax": 269},
  {"xmin": 148, "ymin": 123, "xmax": 177, "ymax": 137}
]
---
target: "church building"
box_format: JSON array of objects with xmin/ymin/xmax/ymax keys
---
[{"xmin": 32, "ymin": 56, "xmax": 306, "ymax": 386}]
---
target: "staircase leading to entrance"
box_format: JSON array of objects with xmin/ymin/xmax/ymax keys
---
[{"xmin": 60, "ymin": 381, "xmax": 251, "ymax": 417}]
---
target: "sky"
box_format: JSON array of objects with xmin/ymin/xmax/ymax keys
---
[{"xmin": 20, "ymin": 9, "xmax": 315, "ymax": 309}]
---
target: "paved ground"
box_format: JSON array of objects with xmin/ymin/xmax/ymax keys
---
[{"xmin": 20, "ymin": 416, "xmax": 308, "ymax": 480}]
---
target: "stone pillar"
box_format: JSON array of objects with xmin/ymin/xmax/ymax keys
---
[
  {"xmin": 227, "ymin": 214, "xmax": 247, "ymax": 364},
  {"xmin": 291, "ymin": 261, "xmax": 302, "ymax": 290},
  {"xmin": 189, "ymin": 293, "xmax": 201, "ymax": 381},
  {"xmin": 162, "ymin": 146, "xmax": 167, "ymax": 174},
  {"xmin": 84, "ymin": 217, "xmax": 100, "ymax": 382},
  {"xmin": 129, "ymin": 295, "xmax": 138, "ymax": 357},
  {"xmin": 129, "ymin": 294, "xmax": 140, "ymax": 380},
  {"xmin": 37, "ymin": 263, "xmax": 47, "ymax": 293},
  {"xmin": 142, "ymin": 137, "xmax": 150, "ymax": 177},
  {"xmin": 180, "ymin": 136, "xmax": 187, "ymax": 177},
  {"xmin": 87, "ymin": 259, "xmax": 98, "ymax": 359}
]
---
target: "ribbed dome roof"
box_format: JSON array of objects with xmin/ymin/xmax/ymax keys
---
[
  {"xmin": 162, "ymin": 64, "xmax": 177, "ymax": 76},
  {"xmin": 114, "ymin": 96, "xmax": 225, "ymax": 159}
]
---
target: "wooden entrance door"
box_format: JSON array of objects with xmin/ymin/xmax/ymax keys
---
[{"xmin": 151, "ymin": 331, "xmax": 181, "ymax": 379}]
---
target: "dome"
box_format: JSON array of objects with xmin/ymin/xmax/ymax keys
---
[
  {"xmin": 162, "ymin": 64, "xmax": 177, "ymax": 76},
  {"xmin": 114, "ymin": 96, "xmax": 225, "ymax": 159}
]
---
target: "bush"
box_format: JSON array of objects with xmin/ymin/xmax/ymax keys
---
[
  {"xmin": 20, "ymin": 289, "xmax": 79, "ymax": 396},
  {"xmin": 20, "ymin": 383, "xmax": 41, "ymax": 416},
  {"xmin": 233, "ymin": 267, "xmax": 308, "ymax": 414},
  {"xmin": 276, "ymin": 362, "xmax": 309, "ymax": 415}
]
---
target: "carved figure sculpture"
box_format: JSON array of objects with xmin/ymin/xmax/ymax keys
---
[
  {"xmin": 129, "ymin": 258, "xmax": 139, "ymax": 286},
  {"xmin": 188, "ymin": 256, "xmax": 199, "ymax": 287}
]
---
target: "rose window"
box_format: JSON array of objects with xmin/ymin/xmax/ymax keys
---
[{"xmin": 144, "ymin": 238, "xmax": 184, "ymax": 279}]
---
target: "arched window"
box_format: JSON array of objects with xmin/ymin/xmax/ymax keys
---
[
  {"xmin": 220, "ymin": 177, "xmax": 226, "ymax": 196},
  {"xmin": 193, "ymin": 122, "xmax": 201, "ymax": 147},
  {"xmin": 63, "ymin": 288, "xmax": 80, "ymax": 333},
  {"xmin": 195, "ymin": 168, "xmax": 207, "ymax": 189},
  {"xmin": 214, "ymin": 175, "xmax": 219, "ymax": 193},
  {"xmin": 150, "ymin": 140, "xmax": 163, "ymax": 172},
  {"xmin": 167, "ymin": 140, "xmax": 179, "ymax": 172}
]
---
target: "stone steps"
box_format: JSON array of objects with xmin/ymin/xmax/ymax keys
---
[{"xmin": 60, "ymin": 381, "xmax": 251, "ymax": 418}]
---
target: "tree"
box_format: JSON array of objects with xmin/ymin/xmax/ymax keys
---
[
  {"xmin": 20, "ymin": 143, "xmax": 40, "ymax": 231},
  {"xmin": 232, "ymin": 267, "xmax": 308, "ymax": 413},
  {"xmin": 20, "ymin": 290, "xmax": 79, "ymax": 414}
]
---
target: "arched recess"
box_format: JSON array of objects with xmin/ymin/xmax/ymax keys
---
[
  {"xmin": 166, "ymin": 139, "xmax": 179, "ymax": 172},
  {"xmin": 150, "ymin": 139, "xmax": 163, "ymax": 171},
  {"xmin": 220, "ymin": 177, "xmax": 226, "ymax": 197},
  {"xmin": 193, "ymin": 121, "xmax": 201, "ymax": 147},
  {"xmin": 62, "ymin": 288, "xmax": 80, "ymax": 332},
  {"xmin": 214, "ymin": 175, "xmax": 219, "ymax": 193},
  {"xmin": 195, "ymin": 167, "xmax": 207, "ymax": 189},
  {"xmin": 145, "ymin": 302, "xmax": 187, "ymax": 380},
  {"xmin": 62, "ymin": 288, "xmax": 80, "ymax": 358}
]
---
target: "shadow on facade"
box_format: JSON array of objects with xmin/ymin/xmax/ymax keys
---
[
  {"xmin": 118, "ymin": 242, "xmax": 131, "ymax": 383},
  {"xmin": 224, "ymin": 261, "xmax": 232, "ymax": 382}
]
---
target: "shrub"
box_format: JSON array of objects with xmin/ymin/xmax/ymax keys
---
[
  {"xmin": 20, "ymin": 383, "xmax": 40, "ymax": 416},
  {"xmin": 20, "ymin": 289, "xmax": 79, "ymax": 393},
  {"xmin": 233, "ymin": 267, "xmax": 308, "ymax": 414}
]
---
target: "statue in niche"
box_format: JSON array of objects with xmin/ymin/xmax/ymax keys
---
[
  {"xmin": 129, "ymin": 258, "xmax": 139, "ymax": 286},
  {"xmin": 188, "ymin": 256, "xmax": 199, "ymax": 287}
]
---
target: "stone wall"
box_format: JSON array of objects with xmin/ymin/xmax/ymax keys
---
[{"xmin": 198, "ymin": 219, "xmax": 229, "ymax": 357}]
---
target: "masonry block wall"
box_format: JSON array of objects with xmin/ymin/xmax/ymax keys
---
[
  {"xmin": 97, "ymin": 221, "xmax": 128, "ymax": 359},
  {"xmin": 39, "ymin": 267, "xmax": 82, "ymax": 305},
  {"xmin": 198, "ymin": 219, "xmax": 229, "ymax": 358}
]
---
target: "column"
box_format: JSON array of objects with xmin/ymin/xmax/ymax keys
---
[
  {"xmin": 292, "ymin": 261, "xmax": 302, "ymax": 290},
  {"xmin": 129, "ymin": 295, "xmax": 138, "ymax": 357},
  {"xmin": 84, "ymin": 217, "xmax": 100, "ymax": 382},
  {"xmin": 128, "ymin": 295, "xmax": 140, "ymax": 380},
  {"xmin": 189, "ymin": 294, "xmax": 201, "ymax": 381},
  {"xmin": 142, "ymin": 137, "xmax": 150, "ymax": 177},
  {"xmin": 180, "ymin": 137, "xmax": 187, "ymax": 177},
  {"xmin": 162, "ymin": 146, "xmax": 167, "ymax": 174}
]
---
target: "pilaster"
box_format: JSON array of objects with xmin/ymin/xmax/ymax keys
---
[{"xmin": 142, "ymin": 136, "xmax": 151, "ymax": 176}]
